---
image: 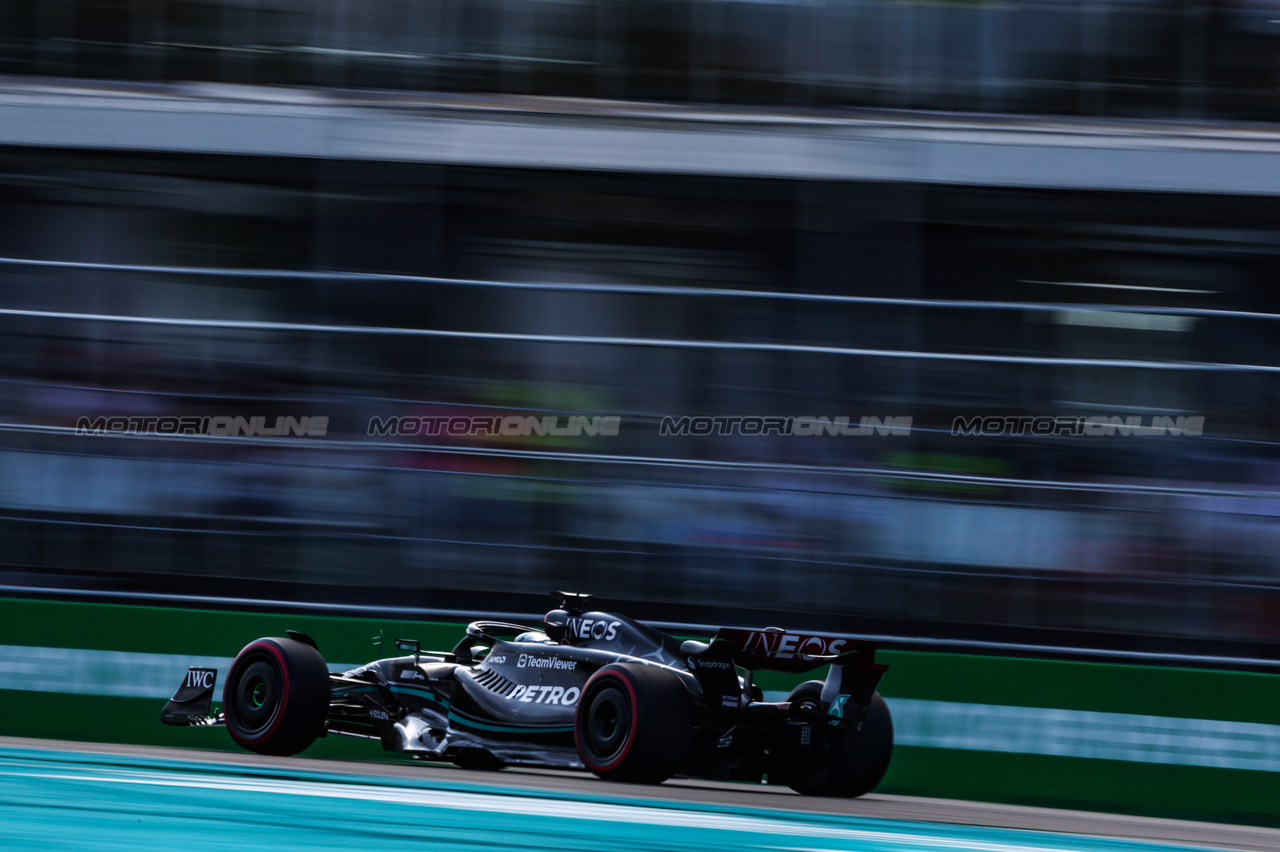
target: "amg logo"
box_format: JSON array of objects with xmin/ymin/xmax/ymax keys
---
[
  {"xmin": 518, "ymin": 654, "xmax": 577, "ymax": 671},
  {"xmin": 509, "ymin": 685, "xmax": 581, "ymax": 705},
  {"xmin": 565, "ymin": 618, "xmax": 620, "ymax": 641},
  {"xmin": 399, "ymin": 669, "xmax": 426, "ymax": 681}
]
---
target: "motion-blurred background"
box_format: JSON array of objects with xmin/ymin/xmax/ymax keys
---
[{"xmin": 1, "ymin": 0, "xmax": 1279, "ymax": 655}]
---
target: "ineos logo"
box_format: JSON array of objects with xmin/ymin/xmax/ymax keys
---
[
  {"xmin": 796, "ymin": 635, "xmax": 848, "ymax": 658},
  {"xmin": 742, "ymin": 632, "xmax": 849, "ymax": 660},
  {"xmin": 565, "ymin": 618, "xmax": 620, "ymax": 641},
  {"xmin": 186, "ymin": 669, "xmax": 215, "ymax": 689}
]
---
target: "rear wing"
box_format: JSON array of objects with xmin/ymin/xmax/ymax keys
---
[
  {"xmin": 711, "ymin": 627, "xmax": 885, "ymax": 674},
  {"xmin": 710, "ymin": 627, "xmax": 888, "ymax": 720}
]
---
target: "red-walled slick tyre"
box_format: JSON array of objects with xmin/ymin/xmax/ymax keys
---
[
  {"xmin": 574, "ymin": 663, "xmax": 693, "ymax": 784},
  {"xmin": 223, "ymin": 637, "xmax": 330, "ymax": 756}
]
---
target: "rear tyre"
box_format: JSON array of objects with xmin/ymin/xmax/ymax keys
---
[
  {"xmin": 786, "ymin": 680, "xmax": 825, "ymax": 712},
  {"xmin": 574, "ymin": 663, "xmax": 693, "ymax": 783},
  {"xmin": 785, "ymin": 682, "xmax": 893, "ymax": 797},
  {"xmin": 224, "ymin": 637, "xmax": 330, "ymax": 756}
]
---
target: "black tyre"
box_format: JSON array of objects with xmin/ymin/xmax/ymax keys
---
[
  {"xmin": 786, "ymin": 680, "xmax": 825, "ymax": 712},
  {"xmin": 224, "ymin": 637, "xmax": 330, "ymax": 756},
  {"xmin": 574, "ymin": 663, "xmax": 694, "ymax": 784},
  {"xmin": 785, "ymin": 682, "xmax": 893, "ymax": 797}
]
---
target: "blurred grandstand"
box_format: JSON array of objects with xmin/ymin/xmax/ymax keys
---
[
  {"xmin": 4, "ymin": 0, "xmax": 1280, "ymax": 119},
  {"xmin": 1, "ymin": 0, "xmax": 1279, "ymax": 659}
]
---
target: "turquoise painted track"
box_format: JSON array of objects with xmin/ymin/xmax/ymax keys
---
[{"xmin": 0, "ymin": 746, "xmax": 1239, "ymax": 852}]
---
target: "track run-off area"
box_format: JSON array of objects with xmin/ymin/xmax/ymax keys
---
[{"xmin": 0, "ymin": 738, "xmax": 1275, "ymax": 852}]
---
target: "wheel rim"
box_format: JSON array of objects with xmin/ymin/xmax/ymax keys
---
[
  {"xmin": 582, "ymin": 684, "xmax": 632, "ymax": 764},
  {"xmin": 232, "ymin": 657, "xmax": 282, "ymax": 737}
]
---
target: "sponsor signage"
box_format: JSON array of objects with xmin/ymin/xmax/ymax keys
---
[
  {"xmin": 509, "ymin": 684, "xmax": 580, "ymax": 705},
  {"xmin": 714, "ymin": 628, "xmax": 870, "ymax": 672},
  {"xmin": 564, "ymin": 618, "xmax": 620, "ymax": 641}
]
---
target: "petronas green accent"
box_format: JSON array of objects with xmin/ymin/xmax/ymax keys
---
[
  {"xmin": 388, "ymin": 685, "xmax": 450, "ymax": 707},
  {"xmin": 445, "ymin": 712, "xmax": 574, "ymax": 734}
]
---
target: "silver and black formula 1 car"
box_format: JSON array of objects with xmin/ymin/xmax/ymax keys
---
[{"xmin": 162, "ymin": 593, "xmax": 893, "ymax": 796}]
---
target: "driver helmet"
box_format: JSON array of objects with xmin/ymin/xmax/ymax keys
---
[{"xmin": 543, "ymin": 608, "xmax": 569, "ymax": 643}]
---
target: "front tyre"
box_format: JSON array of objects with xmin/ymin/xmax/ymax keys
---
[
  {"xmin": 574, "ymin": 663, "xmax": 693, "ymax": 784},
  {"xmin": 224, "ymin": 637, "xmax": 330, "ymax": 756}
]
